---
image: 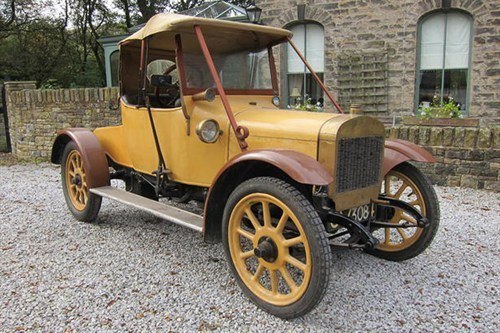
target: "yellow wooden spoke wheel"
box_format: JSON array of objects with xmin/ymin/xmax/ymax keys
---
[
  {"xmin": 228, "ymin": 193, "xmax": 311, "ymax": 306},
  {"xmin": 223, "ymin": 177, "xmax": 331, "ymax": 319},
  {"xmin": 368, "ymin": 162, "xmax": 440, "ymax": 261},
  {"xmin": 65, "ymin": 150, "xmax": 88, "ymax": 211},
  {"xmin": 61, "ymin": 141, "xmax": 102, "ymax": 222}
]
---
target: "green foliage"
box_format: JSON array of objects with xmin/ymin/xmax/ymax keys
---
[{"xmin": 418, "ymin": 95, "xmax": 463, "ymax": 119}]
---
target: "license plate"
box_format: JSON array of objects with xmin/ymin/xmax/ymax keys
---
[{"xmin": 343, "ymin": 204, "xmax": 374, "ymax": 222}]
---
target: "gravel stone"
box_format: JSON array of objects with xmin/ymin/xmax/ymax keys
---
[{"xmin": 0, "ymin": 163, "xmax": 499, "ymax": 332}]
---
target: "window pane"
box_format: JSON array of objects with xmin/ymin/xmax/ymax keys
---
[
  {"xmin": 418, "ymin": 69, "xmax": 467, "ymax": 110},
  {"xmin": 110, "ymin": 51, "xmax": 120, "ymax": 87},
  {"xmin": 287, "ymin": 25, "xmax": 306, "ymax": 73},
  {"xmin": 417, "ymin": 69, "xmax": 443, "ymax": 105},
  {"xmin": 306, "ymin": 24, "xmax": 324, "ymax": 72},
  {"xmin": 184, "ymin": 48, "xmax": 272, "ymax": 91},
  {"xmin": 445, "ymin": 13, "xmax": 471, "ymax": 69},
  {"xmin": 287, "ymin": 73, "xmax": 324, "ymax": 106},
  {"xmin": 306, "ymin": 73, "xmax": 324, "ymax": 105},
  {"xmin": 287, "ymin": 73, "xmax": 303, "ymax": 105},
  {"xmin": 420, "ymin": 14, "xmax": 445, "ymax": 70},
  {"xmin": 443, "ymin": 69, "xmax": 468, "ymax": 110}
]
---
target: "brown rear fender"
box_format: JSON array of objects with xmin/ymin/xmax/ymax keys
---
[
  {"xmin": 203, "ymin": 149, "xmax": 333, "ymax": 243},
  {"xmin": 383, "ymin": 139, "xmax": 436, "ymax": 176},
  {"xmin": 51, "ymin": 128, "xmax": 110, "ymax": 188}
]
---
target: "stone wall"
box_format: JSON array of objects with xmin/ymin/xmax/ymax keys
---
[
  {"xmin": 259, "ymin": 0, "xmax": 500, "ymax": 125},
  {"xmin": 4, "ymin": 82, "xmax": 120, "ymax": 159},
  {"xmin": 386, "ymin": 125, "xmax": 499, "ymax": 191},
  {"xmin": 3, "ymin": 81, "xmax": 498, "ymax": 191}
]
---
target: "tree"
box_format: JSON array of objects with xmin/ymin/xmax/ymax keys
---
[
  {"xmin": 0, "ymin": 0, "xmax": 37, "ymax": 40},
  {"xmin": 71, "ymin": 0, "xmax": 122, "ymax": 86},
  {"xmin": 113, "ymin": 0, "xmax": 256, "ymax": 27},
  {"xmin": 0, "ymin": 20, "xmax": 70, "ymax": 84}
]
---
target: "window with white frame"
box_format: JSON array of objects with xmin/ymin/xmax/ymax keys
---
[
  {"xmin": 110, "ymin": 50, "xmax": 120, "ymax": 87},
  {"xmin": 416, "ymin": 11, "xmax": 472, "ymax": 114},
  {"xmin": 286, "ymin": 23, "xmax": 324, "ymax": 107}
]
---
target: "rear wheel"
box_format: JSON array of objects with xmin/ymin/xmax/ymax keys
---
[
  {"xmin": 367, "ymin": 162, "xmax": 440, "ymax": 261},
  {"xmin": 222, "ymin": 177, "xmax": 331, "ymax": 319},
  {"xmin": 61, "ymin": 141, "xmax": 102, "ymax": 222}
]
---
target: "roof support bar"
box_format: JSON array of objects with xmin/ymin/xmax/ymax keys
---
[
  {"xmin": 286, "ymin": 36, "xmax": 344, "ymax": 114},
  {"xmin": 194, "ymin": 25, "xmax": 249, "ymax": 151},
  {"xmin": 268, "ymin": 46, "xmax": 279, "ymax": 95}
]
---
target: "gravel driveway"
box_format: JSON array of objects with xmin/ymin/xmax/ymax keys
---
[{"xmin": 0, "ymin": 163, "xmax": 498, "ymax": 332}]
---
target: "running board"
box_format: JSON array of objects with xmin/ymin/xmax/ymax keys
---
[{"xmin": 90, "ymin": 186, "xmax": 203, "ymax": 233}]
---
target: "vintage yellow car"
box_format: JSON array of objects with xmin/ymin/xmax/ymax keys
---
[{"xmin": 51, "ymin": 13, "xmax": 439, "ymax": 318}]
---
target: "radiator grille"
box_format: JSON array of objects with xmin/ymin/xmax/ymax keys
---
[{"xmin": 336, "ymin": 136, "xmax": 384, "ymax": 193}]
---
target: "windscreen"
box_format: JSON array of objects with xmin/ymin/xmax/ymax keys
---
[{"xmin": 184, "ymin": 48, "xmax": 272, "ymax": 91}]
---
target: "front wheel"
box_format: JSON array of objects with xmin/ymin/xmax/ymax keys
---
[
  {"xmin": 61, "ymin": 141, "xmax": 102, "ymax": 222},
  {"xmin": 222, "ymin": 177, "xmax": 331, "ymax": 319},
  {"xmin": 367, "ymin": 162, "xmax": 440, "ymax": 261}
]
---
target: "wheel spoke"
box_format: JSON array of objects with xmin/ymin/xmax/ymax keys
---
[
  {"xmin": 261, "ymin": 201, "xmax": 271, "ymax": 228},
  {"xmin": 237, "ymin": 227, "xmax": 254, "ymax": 241},
  {"xmin": 286, "ymin": 255, "xmax": 306, "ymax": 272},
  {"xmin": 244, "ymin": 208, "xmax": 261, "ymax": 231},
  {"xmin": 384, "ymin": 228, "xmax": 391, "ymax": 245},
  {"xmin": 409, "ymin": 199, "xmax": 420, "ymax": 206},
  {"xmin": 401, "ymin": 212, "xmax": 417, "ymax": 225},
  {"xmin": 275, "ymin": 212, "xmax": 289, "ymax": 234},
  {"xmin": 384, "ymin": 177, "xmax": 391, "ymax": 196},
  {"xmin": 279, "ymin": 267, "xmax": 298, "ymax": 292},
  {"xmin": 397, "ymin": 228, "xmax": 408, "ymax": 240},
  {"xmin": 82, "ymin": 189, "xmax": 88, "ymax": 204},
  {"xmin": 269, "ymin": 269, "xmax": 278, "ymax": 294},
  {"xmin": 283, "ymin": 235, "xmax": 304, "ymax": 247},
  {"xmin": 240, "ymin": 250, "xmax": 254, "ymax": 260},
  {"xmin": 394, "ymin": 182, "xmax": 408, "ymax": 199},
  {"xmin": 252, "ymin": 264, "xmax": 265, "ymax": 281}
]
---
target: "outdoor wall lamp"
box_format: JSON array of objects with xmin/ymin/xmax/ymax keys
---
[{"xmin": 245, "ymin": 3, "xmax": 262, "ymax": 24}]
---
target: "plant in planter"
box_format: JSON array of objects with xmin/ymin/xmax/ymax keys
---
[
  {"xmin": 290, "ymin": 97, "xmax": 323, "ymax": 112},
  {"xmin": 418, "ymin": 95, "xmax": 463, "ymax": 119}
]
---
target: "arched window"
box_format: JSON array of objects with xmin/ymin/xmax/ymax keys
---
[
  {"xmin": 286, "ymin": 23, "xmax": 324, "ymax": 107},
  {"xmin": 110, "ymin": 50, "xmax": 120, "ymax": 87},
  {"xmin": 416, "ymin": 11, "xmax": 472, "ymax": 114}
]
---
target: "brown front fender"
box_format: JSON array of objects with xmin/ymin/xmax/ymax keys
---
[
  {"xmin": 383, "ymin": 139, "xmax": 436, "ymax": 176},
  {"xmin": 203, "ymin": 149, "xmax": 333, "ymax": 243},
  {"xmin": 51, "ymin": 128, "xmax": 110, "ymax": 189}
]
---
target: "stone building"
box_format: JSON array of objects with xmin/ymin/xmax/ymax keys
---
[{"xmin": 258, "ymin": 0, "xmax": 499, "ymax": 125}]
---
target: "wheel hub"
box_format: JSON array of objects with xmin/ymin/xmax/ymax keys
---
[
  {"xmin": 72, "ymin": 174, "xmax": 82, "ymax": 187},
  {"xmin": 254, "ymin": 237, "xmax": 278, "ymax": 263}
]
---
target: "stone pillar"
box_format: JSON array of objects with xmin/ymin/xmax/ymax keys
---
[
  {"xmin": 3, "ymin": 81, "xmax": 37, "ymax": 156},
  {"xmin": 4, "ymin": 81, "xmax": 36, "ymax": 95},
  {"xmin": 0, "ymin": 84, "xmax": 6, "ymax": 152}
]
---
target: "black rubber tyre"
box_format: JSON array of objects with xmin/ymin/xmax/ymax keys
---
[
  {"xmin": 61, "ymin": 141, "xmax": 102, "ymax": 222},
  {"xmin": 222, "ymin": 177, "xmax": 332, "ymax": 319},
  {"xmin": 367, "ymin": 162, "xmax": 440, "ymax": 261}
]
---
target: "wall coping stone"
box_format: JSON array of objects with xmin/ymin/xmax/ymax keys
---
[{"xmin": 402, "ymin": 116, "xmax": 480, "ymax": 127}]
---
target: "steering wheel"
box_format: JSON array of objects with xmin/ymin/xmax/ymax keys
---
[{"xmin": 163, "ymin": 64, "xmax": 177, "ymax": 77}]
